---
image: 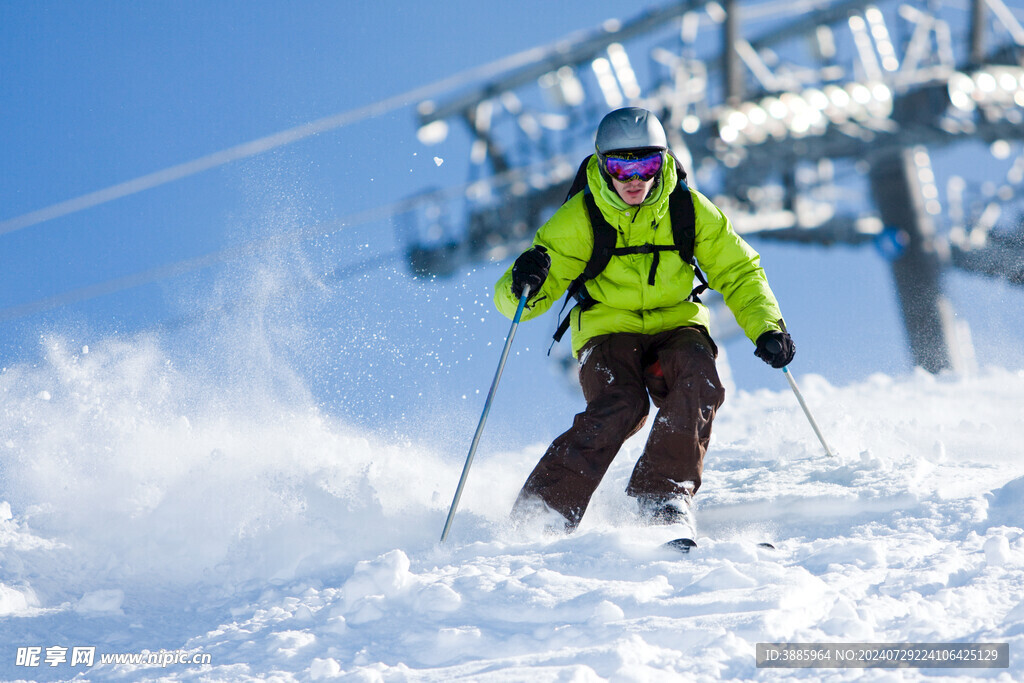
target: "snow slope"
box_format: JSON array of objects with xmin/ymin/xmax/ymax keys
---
[{"xmin": 1, "ymin": 334, "xmax": 1023, "ymax": 682}]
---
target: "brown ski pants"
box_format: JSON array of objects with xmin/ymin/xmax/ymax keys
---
[{"xmin": 512, "ymin": 326, "xmax": 726, "ymax": 531}]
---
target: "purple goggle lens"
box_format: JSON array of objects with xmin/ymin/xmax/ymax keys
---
[{"xmin": 603, "ymin": 152, "xmax": 663, "ymax": 182}]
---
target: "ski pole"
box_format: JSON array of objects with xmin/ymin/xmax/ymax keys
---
[
  {"xmin": 440, "ymin": 285, "xmax": 531, "ymax": 543},
  {"xmin": 781, "ymin": 365, "xmax": 836, "ymax": 458}
]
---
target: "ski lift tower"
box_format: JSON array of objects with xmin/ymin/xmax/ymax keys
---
[{"xmin": 407, "ymin": 0, "xmax": 1024, "ymax": 374}]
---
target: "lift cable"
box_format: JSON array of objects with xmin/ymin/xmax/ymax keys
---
[{"xmin": 0, "ymin": 37, "xmax": 574, "ymax": 237}]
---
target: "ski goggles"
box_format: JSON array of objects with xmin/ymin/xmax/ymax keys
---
[{"xmin": 602, "ymin": 151, "xmax": 664, "ymax": 182}]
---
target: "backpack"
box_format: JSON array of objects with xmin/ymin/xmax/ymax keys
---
[{"xmin": 550, "ymin": 153, "xmax": 710, "ymax": 348}]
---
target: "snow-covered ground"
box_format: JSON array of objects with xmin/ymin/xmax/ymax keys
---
[{"xmin": 1, "ymin": 333, "xmax": 1023, "ymax": 682}]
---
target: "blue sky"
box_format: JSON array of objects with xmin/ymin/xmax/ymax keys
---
[
  {"xmin": 2, "ymin": 1, "xmax": 1023, "ymax": 448},
  {"xmin": 1, "ymin": 1, "xmax": 653, "ymax": 332}
]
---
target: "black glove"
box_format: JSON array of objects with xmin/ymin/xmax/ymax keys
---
[
  {"xmin": 511, "ymin": 246, "xmax": 550, "ymax": 299},
  {"xmin": 755, "ymin": 330, "xmax": 796, "ymax": 368}
]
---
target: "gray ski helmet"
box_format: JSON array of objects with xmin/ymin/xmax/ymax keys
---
[{"xmin": 595, "ymin": 107, "xmax": 668, "ymax": 155}]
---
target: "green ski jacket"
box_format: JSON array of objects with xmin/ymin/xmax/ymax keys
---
[{"xmin": 495, "ymin": 155, "xmax": 785, "ymax": 357}]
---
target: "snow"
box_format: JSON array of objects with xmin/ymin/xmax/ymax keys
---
[{"xmin": 1, "ymin": 335, "xmax": 1024, "ymax": 681}]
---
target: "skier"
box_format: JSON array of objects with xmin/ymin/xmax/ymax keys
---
[{"xmin": 494, "ymin": 107, "xmax": 795, "ymax": 535}]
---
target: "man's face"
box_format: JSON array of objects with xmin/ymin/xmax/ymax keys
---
[{"xmin": 611, "ymin": 175, "xmax": 655, "ymax": 206}]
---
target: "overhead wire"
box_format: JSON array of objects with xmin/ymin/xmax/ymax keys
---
[
  {"xmin": 0, "ymin": 154, "xmax": 576, "ymax": 323},
  {"xmin": 0, "ymin": 36, "xmax": 568, "ymax": 237}
]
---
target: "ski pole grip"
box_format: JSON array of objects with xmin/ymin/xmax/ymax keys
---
[{"xmin": 765, "ymin": 338, "xmax": 783, "ymax": 355}]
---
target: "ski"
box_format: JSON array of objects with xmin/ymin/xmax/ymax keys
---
[
  {"xmin": 663, "ymin": 537, "xmax": 697, "ymax": 553},
  {"xmin": 662, "ymin": 538, "xmax": 777, "ymax": 554}
]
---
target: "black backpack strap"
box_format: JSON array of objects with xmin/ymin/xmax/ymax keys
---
[
  {"xmin": 550, "ymin": 188, "xmax": 617, "ymax": 349},
  {"xmin": 668, "ymin": 181, "xmax": 696, "ymax": 264},
  {"xmin": 565, "ymin": 154, "xmax": 594, "ymax": 202},
  {"xmin": 689, "ymin": 263, "xmax": 709, "ymax": 302},
  {"xmin": 581, "ymin": 189, "xmax": 617, "ymax": 281},
  {"xmin": 670, "ymin": 152, "xmax": 688, "ymax": 185},
  {"xmin": 667, "ymin": 180, "xmax": 709, "ymax": 302},
  {"xmin": 609, "ymin": 243, "xmax": 677, "ymax": 286},
  {"xmin": 551, "ymin": 294, "xmax": 594, "ymax": 347}
]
